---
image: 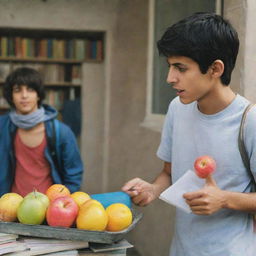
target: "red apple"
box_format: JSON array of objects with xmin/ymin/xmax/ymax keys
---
[
  {"xmin": 46, "ymin": 196, "xmax": 79, "ymax": 228},
  {"xmin": 194, "ymin": 155, "xmax": 216, "ymax": 178}
]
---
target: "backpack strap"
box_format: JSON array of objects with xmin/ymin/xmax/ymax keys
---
[
  {"xmin": 47, "ymin": 119, "xmax": 61, "ymax": 172},
  {"xmin": 238, "ymin": 103, "xmax": 255, "ymax": 185},
  {"xmin": 53, "ymin": 119, "xmax": 60, "ymax": 166}
]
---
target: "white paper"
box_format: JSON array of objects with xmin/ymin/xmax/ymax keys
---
[{"xmin": 159, "ymin": 170, "xmax": 205, "ymax": 213}]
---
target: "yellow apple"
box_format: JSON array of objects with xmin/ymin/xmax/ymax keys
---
[{"xmin": 0, "ymin": 193, "xmax": 23, "ymax": 222}]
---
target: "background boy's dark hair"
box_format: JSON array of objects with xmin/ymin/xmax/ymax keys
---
[
  {"xmin": 3, "ymin": 67, "xmax": 45, "ymax": 108},
  {"xmin": 157, "ymin": 12, "xmax": 239, "ymax": 85}
]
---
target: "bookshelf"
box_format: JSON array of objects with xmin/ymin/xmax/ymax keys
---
[{"xmin": 0, "ymin": 27, "xmax": 104, "ymax": 118}]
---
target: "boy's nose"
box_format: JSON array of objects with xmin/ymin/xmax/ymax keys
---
[
  {"xmin": 166, "ymin": 69, "xmax": 178, "ymax": 85},
  {"xmin": 21, "ymin": 89, "xmax": 28, "ymax": 97}
]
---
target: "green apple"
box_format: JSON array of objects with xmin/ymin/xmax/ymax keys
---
[
  {"xmin": 17, "ymin": 191, "xmax": 49, "ymax": 225},
  {"xmin": 24, "ymin": 191, "xmax": 49, "ymax": 209}
]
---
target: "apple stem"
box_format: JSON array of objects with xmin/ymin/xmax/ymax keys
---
[
  {"xmin": 60, "ymin": 187, "xmax": 64, "ymax": 193},
  {"xmin": 33, "ymin": 188, "xmax": 37, "ymax": 198}
]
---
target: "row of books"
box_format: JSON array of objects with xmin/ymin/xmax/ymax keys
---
[
  {"xmin": 44, "ymin": 89, "xmax": 72, "ymax": 111},
  {"xmin": 0, "ymin": 37, "xmax": 103, "ymax": 61},
  {"xmin": 0, "ymin": 63, "xmax": 82, "ymax": 84},
  {"xmin": 0, "ymin": 233, "xmax": 132, "ymax": 255},
  {"xmin": 44, "ymin": 87, "xmax": 78, "ymax": 111}
]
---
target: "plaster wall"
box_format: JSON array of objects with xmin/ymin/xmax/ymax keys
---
[
  {"xmin": 224, "ymin": 0, "xmax": 256, "ymax": 104},
  {"xmin": 0, "ymin": 0, "xmax": 119, "ymax": 31},
  {"xmin": 243, "ymin": 0, "xmax": 256, "ymax": 102},
  {"xmin": 107, "ymin": 1, "xmax": 173, "ymax": 255},
  {"xmin": 223, "ymin": 0, "xmax": 246, "ymax": 95}
]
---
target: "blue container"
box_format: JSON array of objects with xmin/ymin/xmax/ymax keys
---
[{"xmin": 90, "ymin": 191, "xmax": 131, "ymax": 208}]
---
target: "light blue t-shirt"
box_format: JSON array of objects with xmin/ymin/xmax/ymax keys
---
[{"xmin": 157, "ymin": 95, "xmax": 256, "ymax": 256}]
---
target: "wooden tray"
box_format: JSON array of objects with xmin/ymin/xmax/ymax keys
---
[{"xmin": 0, "ymin": 209, "xmax": 142, "ymax": 244}]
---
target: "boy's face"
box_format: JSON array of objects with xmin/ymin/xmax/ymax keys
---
[
  {"xmin": 12, "ymin": 84, "xmax": 39, "ymax": 115},
  {"xmin": 166, "ymin": 56, "xmax": 215, "ymax": 105}
]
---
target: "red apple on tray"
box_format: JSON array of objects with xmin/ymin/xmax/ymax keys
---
[
  {"xmin": 194, "ymin": 155, "xmax": 216, "ymax": 179},
  {"xmin": 46, "ymin": 196, "xmax": 79, "ymax": 228}
]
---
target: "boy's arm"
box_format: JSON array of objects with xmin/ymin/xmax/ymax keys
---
[
  {"xmin": 184, "ymin": 175, "xmax": 256, "ymax": 215},
  {"xmin": 122, "ymin": 162, "xmax": 172, "ymax": 206},
  {"xmin": 59, "ymin": 125, "xmax": 84, "ymax": 192},
  {"xmin": 222, "ymin": 191, "xmax": 256, "ymax": 212}
]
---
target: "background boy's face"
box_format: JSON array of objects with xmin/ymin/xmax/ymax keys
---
[
  {"xmin": 12, "ymin": 84, "xmax": 39, "ymax": 115},
  {"xmin": 166, "ymin": 56, "xmax": 215, "ymax": 105}
]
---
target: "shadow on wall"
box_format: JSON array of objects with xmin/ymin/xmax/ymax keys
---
[{"xmin": 127, "ymin": 247, "xmax": 142, "ymax": 256}]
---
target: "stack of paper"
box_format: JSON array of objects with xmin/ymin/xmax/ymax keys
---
[
  {"xmin": 0, "ymin": 233, "xmax": 18, "ymax": 244},
  {"xmin": 5, "ymin": 237, "xmax": 88, "ymax": 256},
  {"xmin": 23, "ymin": 238, "xmax": 87, "ymax": 256},
  {"xmin": 0, "ymin": 241, "xmax": 27, "ymax": 255},
  {"xmin": 159, "ymin": 170, "xmax": 204, "ymax": 213}
]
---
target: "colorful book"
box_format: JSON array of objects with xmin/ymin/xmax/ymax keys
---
[{"xmin": 0, "ymin": 37, "xmax": 8, "ymax": 57}]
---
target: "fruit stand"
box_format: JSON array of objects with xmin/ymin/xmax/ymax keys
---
[
  {"xmin": 0, "ymin": 208, "xmax": 142, "ymax": 244},
  {"xmin": 0, "ymin": 208, "xmax": 142, "ymax": 255},
  {"xmin": 0, "ymin": 188, "xmax": 143, "ymax": 255}
]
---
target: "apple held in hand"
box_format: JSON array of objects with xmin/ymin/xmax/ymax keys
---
[
  {"xmin": 46, "ymin": 196, "xmax": 79, "ymax": 228},
  {"xmin": 194, "ymin": 155, "xmax": 216, "ymax": 178}
]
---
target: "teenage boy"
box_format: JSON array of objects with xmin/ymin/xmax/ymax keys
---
[
  {"xmin": 122, "ymin": 12, "xmax": 256, "ymax": 256},
  {"xmin": 0, "ymin": 67, "xmax": 83, "ymax": 197}
]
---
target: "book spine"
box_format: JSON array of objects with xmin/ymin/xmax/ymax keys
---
[
  {"xmin": 0, "ymin": 35, "xmax": 103, "ymax": 61},
  {"xmin": 1, "ymin": 37, "xmax": 8, "ymax": 57}
]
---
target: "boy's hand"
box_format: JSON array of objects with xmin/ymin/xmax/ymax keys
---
[
  {"xmin": 122, "ymin": 178, "xmax": 157, "ymax": 206},
  {"xmin": 183, "ymin": 175, "xmax": 227, "ymax": 215}
]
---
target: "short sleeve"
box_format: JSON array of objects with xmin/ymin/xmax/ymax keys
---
[{"xmin": 156, "ymin": 100, "xmax": 175, "ymax": 163}]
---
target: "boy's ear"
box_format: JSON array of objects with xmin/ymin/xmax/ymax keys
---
[{"xmin": 209, "ymin": 60, "xmax": 224, "ymax": 78}]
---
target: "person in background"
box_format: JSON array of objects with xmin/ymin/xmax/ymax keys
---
[
  {"xmin": 122, "ymin": 12, "xmax": 256, "ymax": 256},
  {"xmin": 0, "ymin": 67, "xmax": 83, "ymax": 197}
]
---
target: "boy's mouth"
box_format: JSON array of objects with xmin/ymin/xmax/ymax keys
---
[{"xmin": 176, "ymin": 89, "xmax": 185, "ymax": 95}]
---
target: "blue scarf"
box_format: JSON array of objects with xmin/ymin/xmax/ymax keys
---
[{"xmin": 10, "ymin": 107, "xmax": 45, "ymax": 130}]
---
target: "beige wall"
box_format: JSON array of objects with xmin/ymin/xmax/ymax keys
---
[
  {"xmin": 243, "ymin": 0, "xmax": 256, "ymax": 102},
  {"xmin": 81, "ymin": 1, "xmax": 174, "ymax": 254},
  {"xmin": 223, "ymin": 0, "xmax": 246, "ymax": 95},
  {"xmin": 0, "ymin": 1, "xmax": 254, "ymax": 255},
  {"xmin": 106, "ymin": 1, "xmax": 173, "ymax": 255},
  {"xmin": 224, "ymin": 0, "xmax": 256, "ymax": 103}
]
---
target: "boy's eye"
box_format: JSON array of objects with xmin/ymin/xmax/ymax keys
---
[
  {"xmin": 13, "ymin": 87, "xmax": 20, "ymax": 92},
  {"xmin": 12, "ymin": 86, "xmax": 35, "ymax": 92},
  {"xmin": 178, "ymin": 67, "xmax": 187, "ymax": 72},
  {"xmin": 167, "ymin": 63, "xmax": 187, "ymax": 72}
]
